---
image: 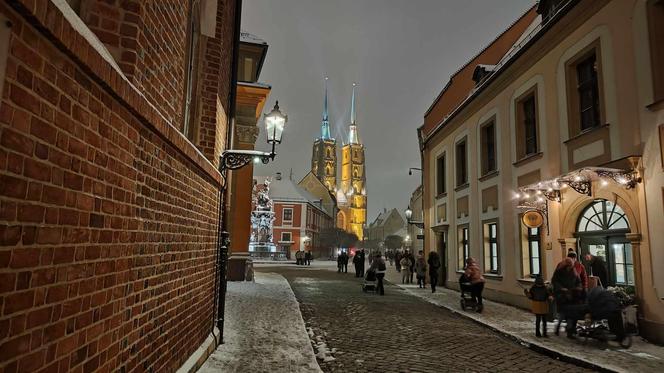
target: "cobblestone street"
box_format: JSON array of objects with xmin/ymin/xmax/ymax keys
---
[{"xmin": 259, "ymin": 266, "xmax": 593, "ymax": 373}]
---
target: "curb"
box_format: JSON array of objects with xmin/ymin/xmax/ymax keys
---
[{"xmin": 385, "ymin": 280, "xmax": 618, "ymax": 373}]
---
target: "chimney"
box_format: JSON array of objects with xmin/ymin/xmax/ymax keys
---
[{"xmin": 275, "ymin": 172, "xmax": 282, "ymax": 180}]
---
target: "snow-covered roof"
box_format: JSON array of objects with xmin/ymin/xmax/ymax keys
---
[
  {"xmin": 260, "ymin": 176, "xmax": 330, "ymax": 216},
  {"xmin": 240, "ymin": 31, "xmax": 267, "ymax": 45}
]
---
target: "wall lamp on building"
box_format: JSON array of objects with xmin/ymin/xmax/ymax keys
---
[
  {"xmin": 219, "ymin": 101, "xmax": 288, "ymax": 177},
  {"xmin": 405, "ymin": 205, "xmax": 424, "ymax": 229},
  {"xmin": 408, "ymin": 167, "xmax": 422, "ymax": 175}
]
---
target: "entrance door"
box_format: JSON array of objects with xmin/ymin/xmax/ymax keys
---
[{"xmin": 576, "ymin": 199, "xmax": 632, "ymax": 287}]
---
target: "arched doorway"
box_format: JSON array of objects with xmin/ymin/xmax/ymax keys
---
[{"xmin": 575, "ymin": 199, "xmax": 634, "ymax": 287}]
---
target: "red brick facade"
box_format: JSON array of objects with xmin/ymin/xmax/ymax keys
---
[{"xmin": 0, "ymin": 0, "xmax": 236, "ymax": 372}]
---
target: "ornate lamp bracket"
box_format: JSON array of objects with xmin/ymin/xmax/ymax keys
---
[{"xmin": 219, "ymin": 148, "xmax": 275, "ymax": 184}]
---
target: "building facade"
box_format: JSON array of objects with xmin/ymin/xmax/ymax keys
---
[
  {"xmin": 366, "ymin": 208, "xmax": 407, "ymax": 244},
  {"xmin": 419, "ymin": 0, "xmax": 664, "ymax": 343},
  {"xmin": 407, "ymin": 185, "xmax": 424, "ymax": 253},
  {"xmin": 257, "ymin": 173, "xmax": 334, "ymax": 260},
  {"xmin": 0, "ymin": 0, "xmax": 237, "ymax": 371}
]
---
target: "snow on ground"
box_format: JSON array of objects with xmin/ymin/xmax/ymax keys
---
[{"xmin": 199, "ymin": 272, "xmax": 322, "ymax": 373}]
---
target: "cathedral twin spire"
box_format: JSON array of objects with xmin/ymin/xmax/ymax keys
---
[{"xmin": 319, "ymin": 78, "xmax": 361, "ymax": 145}]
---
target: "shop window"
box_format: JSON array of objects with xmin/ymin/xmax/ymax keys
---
[
  {"xmin": 521, "ymin": 224, "xmax": 542, "ymax": 278},
  {"xmin": 458, "ymin": 226, "xmax": 469, "ymax": 270},
  {"xmin": 516, "ymin": 89, "xmax": 539, "ymax": 159},
  {"xmin": 480, "ymin": 120, "xmax": 497, "ymax": 175},
  {"xmin": 647, "ymin": 0, "xmax": 664, "ymax": 103},
  {"xmin": 455, "ymin": 138, "xmax": 468, "ymax": 187},
  {"xmin": 283, "ymin": 208, "xmax": 293, "ymax": 223},
  {"xmin": 566, "ymin": 42, "xmax": 604, "ymax": 137},
  {"xmin": 436, "ymin": 153, "xmax": 446, "ymax": 196},
  {"xmin": 483, "ymin": 222, "xmax": 499, "ymax": 274}
]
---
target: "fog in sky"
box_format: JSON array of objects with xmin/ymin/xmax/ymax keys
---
[{"xmin": 242, "ymin": 0, "xmax": 534, "ymax": 222}]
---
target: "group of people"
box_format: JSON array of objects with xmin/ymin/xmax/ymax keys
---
[
  {"xmin": 336, "ymin": 249, "xmax": 368, "ymax": 277},
  {"xmin": 295, "ymin": 250, "xmax": 313, "ymax": 266},
  {"xmin": 524, "ymin": 250, "xmax": 620, "ymax": 341}
]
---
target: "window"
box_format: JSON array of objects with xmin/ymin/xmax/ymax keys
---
[
  {"xmin": 436, "ymin": 154, "xmax": 446, "ymax": 195},
  {"xmin": 612, "ymin": 243, "xmax": 634, "ymax": 285},
  {"xmin": 566, "ymin": 44, "xmax": 603, "ymax": 137},
  {"xmin": 484, "ymin": 222, "xmax": 499, "ymax": 273},
  {"xmin": 455, "ymin": 138, "xmax": 468, "ymax": 187},
  {"xmin": 577, "ymin": 200, "xmax": 629, "ymax": 232},
  {"xmin": 647, "ymin": 0, "xmax": 664, "ymax": 103},
  {"xmin": 183, "ymin": 0, "xmax": 202, "ymax": 141},
  {"xmin": 480, "ymin": 121, "xmax": 496, "ymax": 175},
  {"xmin": 458, "ymin": 226, "xmax": 469, "ymax": 270},
  {"xmin": 516, "ymin": 90, "xmax": 539, "ymax": 159},
  {"xmin": 283, "ymin": 208, "xmax": 293, "ymax": 223},
  {"xmin": 281, "ymin": 232, "xmax": 292, "ymax": 242},
  {"xmin": 521, "ymin": 225, "xmax": 542, "ymax": 278}
]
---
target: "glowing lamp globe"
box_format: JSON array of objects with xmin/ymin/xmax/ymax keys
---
[
  {"xmin": 405, "ymin": 206, "xmax": 413, "ymax": 221},
  {"xmin": 264, "ymin": 101, "xmax": 287, "ymax": 145}
]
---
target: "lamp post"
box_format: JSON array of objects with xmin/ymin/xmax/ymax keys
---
[
  {"xmin": 216, "ymin": 101, "xmax": 287, "ymax": 342},
  {"xmin": 405, "ymin": 205, "xmax": 424, "ymax": 229}
]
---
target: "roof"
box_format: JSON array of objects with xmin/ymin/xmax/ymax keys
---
[
  {"xmin": 422, "ymin": 5, "xmax": 538, "ymax": 137},
  {"xmin": 240, "ymin": 31, "xmax": 267, "ymax": 45}
]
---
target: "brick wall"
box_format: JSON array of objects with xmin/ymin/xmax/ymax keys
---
[{"xmin": 0, "ymin": 0, "xmax": 236, "ymax": 372}]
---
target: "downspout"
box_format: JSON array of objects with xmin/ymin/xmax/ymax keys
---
[{"xmin": 214, "ymin": 0, "xmax": 243, "ymax": 344}]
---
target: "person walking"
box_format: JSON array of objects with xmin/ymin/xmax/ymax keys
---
[
  {"xmin": 584, "ymin": 253, "xmax": 609, "ymax": 288},
  {"xmin": 394, "ymin": 250, "xmax": 402, "ymax": 272},
  {"xmin": 567, "ymin": 251, "xmax": 588, "ymax": 290},
  {"xmin": 400, "ymin": 255, "xmax": 412, "ymax": 284},
  {"xmin": 551, "ymin": 258, "xmax": 583, "ymax": 338},
  {"xmin": 337, "ymin": 251, "xmax": 344, "ymax": 273},
  {"xmin": 427, "ymin": 251, "xmax": 441, "ymax": 293},
  {"xmin": 358, "ymin": 249, "xmax": 366, "ymax": 278},
  {"xmin": 464, "ymin": 257, "xmax": 486, "ymax": 311},
  {"xmin": 353, "ymin": 252, "xmax": 361, "ymax": 277},
  {"xmin": 404, "ymin": 249, "xmax": 416, "ymax": 284},
  {"xmin": 369, "ymin": 252, "xmax": 387, "ymax": 295},
  {"xmin": 415, "ymin": 251, "xmax": 428, "ymax": 289},
  {"xmin": 295, "ymin": 250, "xmax": 303, "ymax": 265},
  {"xmin": 524, "ymin": 274, "xmax": 553, "ymax": 337},
  {"xmin": 305, "ymin": 250, "xmax": 312, "ymax": 266},
  {"xmin": 341, "ymin": 251, "xmax": 349, "ymax": 273}
]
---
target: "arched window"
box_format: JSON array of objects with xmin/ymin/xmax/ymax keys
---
[{"xmin": 577, "ymin": 199, "xmax": 629, "ymax": 232}]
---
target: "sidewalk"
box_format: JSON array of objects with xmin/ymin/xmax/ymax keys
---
[
  {"xmin": 383, "ymin": 266, "xmax": 664, "ymax": 373},
  {"xmin": 199, "ymin": 272, "xmax": 321, "ymax": 373}
]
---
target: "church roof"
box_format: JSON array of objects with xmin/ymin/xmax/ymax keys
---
[
  {"xmin": 348, "ymin": 83, "xmax": 361, "ymax": 145},
  {"xmin": 321, "ymin": 77, "xmax": 332, "ymax": 140}
]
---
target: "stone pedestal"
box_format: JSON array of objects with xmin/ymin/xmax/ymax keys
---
[{"xmin": 228, "ymin": 253, "xmax": 251, "ymax": 281}]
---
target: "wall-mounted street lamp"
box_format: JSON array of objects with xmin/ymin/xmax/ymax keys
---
[
  {"xmin": 408, "ymin": 167, "xmax": 422, "ymax": 176},
  {"xmin": 219, "ymin": 101, "xmax": 288, "ymax": 176},
  {"xmin": 405, "ymin": 205, "xmax": 424, "ymax": 229},
  {"xmin": 216, "ymin": 101, "xmax": 287, "ymax": 342}
]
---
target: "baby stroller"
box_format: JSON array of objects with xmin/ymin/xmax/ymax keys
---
[
  {"xmin": 459, "ymin": 274, "xmax": 483, "ymax": 312},
  {"xmin": 362, "ymin": 269, "xmax": 377, "ymax": 293},
  {"xmin": 575, "ymin": 287, "xmax": 634, "ymax": 348}
]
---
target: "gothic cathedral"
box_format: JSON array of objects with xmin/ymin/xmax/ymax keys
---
[{"xmin": 310, "ymin": 80, "xmax": 366, "ymax": 241}]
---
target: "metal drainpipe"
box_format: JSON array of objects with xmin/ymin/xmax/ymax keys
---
[{"xmin": 214, "ymin": 0, "xmax": 243, "ymax": 344}]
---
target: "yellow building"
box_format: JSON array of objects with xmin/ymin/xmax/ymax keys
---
[{"xmin": 339, "ymin": 84, "xmax": 367, "ymax": 240}]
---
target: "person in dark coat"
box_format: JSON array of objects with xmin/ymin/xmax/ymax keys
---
[
  {"xmin": 337, "ymin": 251, "xmax": 344, "ymax": 273},
  {"xmin": 369, "ymin": 252, "xmax": 387, "ymax": 295},
  {"xmin": 404, "ymin": 249, "xmax": 415, "ymax": 283},
  {"xmin": 353, "ymin": 252, "xmax": 361, "ymax": 277},
  {"xmin": 427, "ymin": 251, "xmax": 441, "ymax": 293},
  {"xmin": 551, "ymin": 258, "xmax": 583, "ymax": 337},
  {"xmin": 587, "ymin": 287, "xmax": 626, "ymax": 342},
  {"xmin": 394, "ymin": 250, "xmax": 402, "ymax": 272},
  {"xmin": 525, "ymin": 275, "xmax": 553, "ymax": 337},
  {"xmin": 585, "ymin": 253, "xmax": 609, "ymax": 288},
  {"xmin": 341, "ymin": 251, "xmax": 349, "ymax": 273},
  {"xmin": 304, "ymin": 250, "xmax": 312, "ymax": 266},
  {"xmin": 358, "ymin": 249, "xmax": 366, "ymax": 277}
]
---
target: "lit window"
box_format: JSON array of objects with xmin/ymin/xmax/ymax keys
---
[
  {"xmin": 521, "ymin": 225, "xmax": 541, "ymax": 278},
  {"xmin": 458, "ymin": 226, "xmax": 469, "ymax": 270},
  {"xmin": 484, "ymin": 222, "xmax": 499, "ymax": 273}
]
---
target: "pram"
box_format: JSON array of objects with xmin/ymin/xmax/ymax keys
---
[
  {"xmin": 568, "ymin": 287, "xmax": 634, "ymax": 348},
  {"xmin": 362, "ymin": 269, "xmax": 377, "ymax": 293},
  {"xmin": 459, "ymin": 274, "xmax": 483, "ymax": 312}
]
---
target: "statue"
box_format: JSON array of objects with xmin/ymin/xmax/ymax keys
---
[{"xmin": 249, "ymin": 178, "xmax": 277, "ymax": 257}]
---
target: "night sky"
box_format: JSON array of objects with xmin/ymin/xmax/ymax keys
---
[{"xmin": 242, "ymin": 0, "xmax": 534, "ymax": 222}]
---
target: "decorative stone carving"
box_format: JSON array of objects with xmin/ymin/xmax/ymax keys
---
[{"xmin": 235, "ymin": 125, "xmax": 259, "ymax": 145}]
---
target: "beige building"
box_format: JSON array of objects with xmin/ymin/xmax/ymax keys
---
[
  {"xmin": 419, "ymin": 0, "xmax": 664, "ymax": 343},
  {"xmin": 407, "ymin": 185, "xmax": 425, "ymax": 254}
]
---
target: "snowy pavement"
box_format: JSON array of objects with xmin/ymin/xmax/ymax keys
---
[{"xmin": 198, "ymin": 272, "xmax": 322, "ymax": 373}]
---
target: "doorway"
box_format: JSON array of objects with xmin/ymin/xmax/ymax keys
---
[
  {"xmin": 575, "ymin": 199, "xmax": 634, "ymax": 287},
  {"xmin": 437, "ymin": 231, "xmax": 447, "ymax": 287}
]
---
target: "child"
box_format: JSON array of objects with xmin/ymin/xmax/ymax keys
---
[
  {"xmin": 400, "ymin": 256, "xmax": 412, "ymax": 284},
  {"xmin": 525, "ymin": 274, "xmax": 552, "ymax": 337}
]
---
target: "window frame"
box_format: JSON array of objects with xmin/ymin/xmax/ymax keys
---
[
  {"xmin": 480, "ymin": 120, "xmax": 497, "ymax": 176},
  {"xmin": 647, "ymin": 0, "xmax": 664, "ymax": 104},
  {"xmin": 281, "ymin": 232, "xmax": 292, "ymax": 242},
  {"xmin": 515, "ymin": 87, "xmax": 539, "ymax": 160},
  {"xmin": 527, "ymin": 226, "xmax": 542, "ymax": 278},
  {"xmin": 458, "ymin": 225, "xmax": 470, "ymax": 270},
  {"xmin": 282, "ymin": 208, "xmax": 293, "ymax": 223},
  {"xmin": 483, "ymin": 221, "xmax": 500, "ymax": 274},
  {"xmin": 565, "ymin": 40, "xmax": 605, "ymax": 138},
  {"xmin": 455, "ymin": 137, "xmax": 468, "ymax": 187}
]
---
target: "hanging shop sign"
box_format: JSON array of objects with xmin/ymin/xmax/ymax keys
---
[{"xmin": 522, "ymin": 210, "xmax": 544, "ymax": 228}]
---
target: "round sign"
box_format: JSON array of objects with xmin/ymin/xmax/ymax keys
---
[{"xmin": 522, "ymin": 210, "xmax": 544, "ymax": 228}]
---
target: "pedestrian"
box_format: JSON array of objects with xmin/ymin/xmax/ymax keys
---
[
  {"xmin": 369, "ymin": 251, "xmax": 387, "ymax": 295},
  {"xmin": 305, "ymin": 250, "xmax": 312, "ymax": 266},
  {"xmin": 337, "ymin": 251, "xmax": 344, "ymax": 273},
  {"xmin": 567, "ymin": 251, "xmax": 588, "ymax": 290},
  {"xmin": 400, "ymin": 255, "xmax": 412, "ymax": 284},
  {"xmin": 427, "ymin": 251, "xmax": 441, "ymax": 293},
  {"xmin": 341, "ymin": 251, "xmax": 349, "ymax": 273},
  {"xmin": 551, "ymin": 258, "xmax": 583, "ymax": 338},
  {"xmin": 404, "ymin": 249, "xmax": 415, "ymax": 283},
  {"xmin": 353, "ymin": 252, "xmax": 361, "ymax": 277},
  {"xmin": 358, "ymin": 249, "xmax": 366, "ymax": 277},
  {"xmin": 415, "ymin": 250, "xmax": 428, "ymax": 288},
  {"xmin": 584, "ymin": 253, "xmax": 608, "ymax": 288},
  {"xmin": 295, "ymin": 250, "xmax": 303, "ymax": 265},
  {"xmin": 464, "ymin": 257, "xmax": 485, "ymax": 311},
  {"xmin": 524, "ymin": 274, "xmax": 553, "ymax": 337},
  {"xmin": 394, "ymin": 250, "xmax": 402, "ymax": 272},
  {"xmin": 387, "ymin": 250, "xmax": 394, "ymax": 266}
]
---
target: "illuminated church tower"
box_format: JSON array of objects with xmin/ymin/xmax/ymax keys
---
[
  {"xmin": 311, "ymin": 77, "xmax": 337, "ymax": 192},
  {"xmin": 339, "ymin": 83, "xmax": 366, "ymax": 240}
]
